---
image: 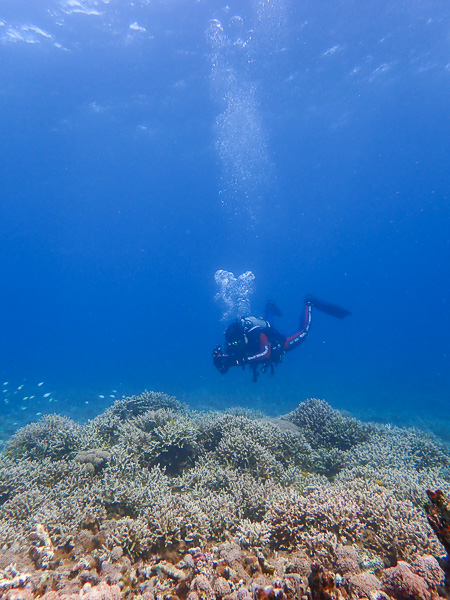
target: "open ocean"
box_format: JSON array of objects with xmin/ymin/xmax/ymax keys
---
[{"xmin": 1, "ymin": 0, "xmax": 449, "ymax": 438}]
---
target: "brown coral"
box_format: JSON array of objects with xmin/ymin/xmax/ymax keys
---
[{"xmin": 425, "ymin": 489, "xmax": 450, "ymax": 555}]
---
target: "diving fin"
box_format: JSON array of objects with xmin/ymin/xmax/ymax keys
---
[
  {"xmin": 265, "ymin": 300, "xmax": 282, "ymax": 317},
  {"xmin": 305, "ymin": 294, "xmax": 351, "ymax": 319}
]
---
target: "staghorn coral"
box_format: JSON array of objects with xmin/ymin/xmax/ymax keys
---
[
  {"xmin": 284, "ymin": 398, "xmax": 372, "ymax": 450},
  {"xmin": 235, "ymin": 519, "xmax": 271, "ymax": 549},
  {"xmin": 87, "ymin": 391, "xmax": 185, "ymax": 447},
  {"xmin": 5, "ymin": 415, "xmax": 89, "ymax": 461},
  {"xmin": 108, "ymin": 390, "xmax": 184, "ymax": 418},
  {"xmin": 265, "ymin": 480, "xmax": 441, "ymax": 563},
  {"xmin": 336, "ymin": 425, "xmax": 450, "ymax": 505},
  {"xmin": 0, "ymin": 457, "xmax": 103, "ymax": 545},
  {"xmin": 200, "ymin": 413, "xmax": 314, "ymax": 480},
  {"xmin": 101, "ymin": 516, "xmax": 156, "ymax": 558},
  {"xmin": 114, "ymin": 409, "xmax": 202, "ymax": 476}
]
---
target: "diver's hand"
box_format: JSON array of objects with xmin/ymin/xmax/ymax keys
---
[
  {"xmin": 213, "ymin": 346, "xmax": 240, "ymax": 374},
  {"xmin": 212, "ymin": 345, "xmax": 228, "ymax": 374}
]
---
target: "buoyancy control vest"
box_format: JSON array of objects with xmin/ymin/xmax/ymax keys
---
[{"xmin": 241, "ymin": 316, "xmax": 286, "ymax": 351}]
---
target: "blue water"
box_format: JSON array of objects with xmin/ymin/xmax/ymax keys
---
[{"xmin": 1, "ymin": 0, "xmax": 449, "ymax": 431}]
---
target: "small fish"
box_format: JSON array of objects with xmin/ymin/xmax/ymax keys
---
[
  {"xmin": 29, "ymin": 395, "xmax": 35, "ymax": 399},
  {"xmin": 98, "ymin": 395, "xmax": 105, "ymax": 399},
  {"xmin": 374, "ymin": 479, "xmax": 388, "ymax": 487},
  {"xmin": 18, "ymin": 385, "xmax": 24, "ymax": 390},
  {"xmin": 38, "ymin": 382, "xmax": 44, "ymax": 386},
  {"xmin": 36, "ymin": 412, "xmax": 42, "ymax": 416},
  {"xmin": 85, "ymin": 401, "xmax": 89, "ymax": 404},
  {"xmin": 23, "ymin": 397, "xmax": 28, "ymax": 400},
  {"xmin": 3, "ymin": 390, "xmax": 7, "ymax": 393},
  {"xmin": 43, "ymin": 392, "xmax": 52, "ymax": 398},
  {"xmin": 3, "ymin": 381, "xmax": 8, "ymax": 385},
  {"xmin": 109, "ymin": 394, "xmax": 115, "ymax": 398},
  {"xmin": 21, "ymin": 406, "xmax": 27, "ymax": 410},
  {"xmin": 112, "ymin": 389, "xmax": 118, "ymax": 393}
]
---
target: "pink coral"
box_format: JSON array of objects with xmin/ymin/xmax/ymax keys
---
[
  {"xmin": 381, "ymin": 561, "xmax": 432, "ymax": 600},
  {"xmin": 40, "ymin": 582, "xmax": 121, "ymax": 600},
  {"xmin": 335, "ymin": 545, "xmax": 360, "ymax": 576},
  {"xmin": 213, "ymin": 576, "xmax": 232, "ymax": 598},
  {"xmin": 5, "ymin": 590, "xmax": 34, "ymax": 600},
  {"xmin": 348, "ymin": 572, "xmax": 381, "ymax": 598},
  {"xmin": 190, "ymin": 574, "xmax": 215, "ymax": 600},
  {"xmin": 285, "ymin": 551, "xmax": 311, "ymax": 577},
  {"xmin": 411, "ymin": 554, "xmax": 445, "ymax": 591}
]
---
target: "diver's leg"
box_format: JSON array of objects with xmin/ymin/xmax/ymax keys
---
[
  {"xmin": 264, "ymin": 300, "xmax": 282, "ymax": 327},
  {"xmin": 283, "ymin": 300, "xmax": 312, "ymax": 352}
]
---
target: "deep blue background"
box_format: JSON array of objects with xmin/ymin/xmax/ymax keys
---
[{"xmin": 0, "ymin": 0, "xmax": 449, "ymax": 432}]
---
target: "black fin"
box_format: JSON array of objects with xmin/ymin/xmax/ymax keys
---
[
  {"xmin": 265, "ymin": 300, "xmax": 282, "ymax": 317},
  {"xmin": 306, "ymin": 295, "xmax": 351, "ymax": 319}
]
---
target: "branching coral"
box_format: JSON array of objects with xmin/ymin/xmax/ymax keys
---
[
  {"xmin": 113, "ymin": 409, "xmax": 202, "ymax": 475},
  {"xmin": 87, "ymin": 391, "xmax": 185, "ymax": 447},
  {"xmin": 284, "ymin": 398, "xmax": 372, "ymax": 450},
  {"xmin": 335, "ymin": 426, "xmax": 450, "ymax": 505},
  {"xmin": 0, "ymin": 393, "xmax": 449, "ymax": 568},
  {"xmin": 196, "ymin": 413, "xmax": 313, "ymax": 480},
  {"xmin": 6, "ymin": 415, "xmax": 89, "ymax": 461},
  {"xmin": 264, "ymin": 480, "xmax": 441, "ymax": 563}
]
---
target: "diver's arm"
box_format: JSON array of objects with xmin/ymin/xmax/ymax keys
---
[{"xmin": 245, "ymin": 333, "xmax": 272, "ymax": 363}]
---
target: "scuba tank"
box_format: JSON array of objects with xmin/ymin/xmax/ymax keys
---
[{"xmin": 241, "ymin": 316, "xmax": 270, "ymax": 333}]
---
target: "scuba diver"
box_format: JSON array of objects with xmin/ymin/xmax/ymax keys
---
[{"xmin": 212, "ymin": 295, "xmax": 350, "ymax": 382}]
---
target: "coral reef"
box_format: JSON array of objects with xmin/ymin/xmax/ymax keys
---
[{"xmin": 1, "ymin": 393, "xmax": 450, "ymax": 600}]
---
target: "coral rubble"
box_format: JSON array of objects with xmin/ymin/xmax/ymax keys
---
[{"xmin": 0, "ymin": 393, "xmax": 450, "ymax": 599}]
